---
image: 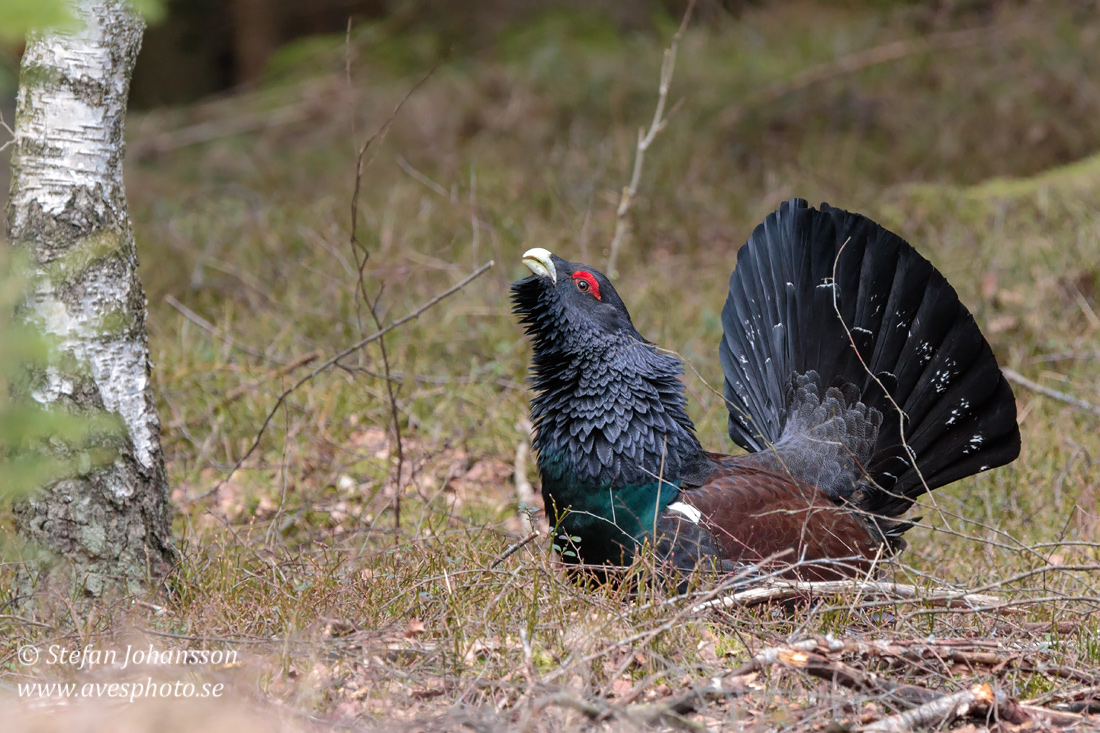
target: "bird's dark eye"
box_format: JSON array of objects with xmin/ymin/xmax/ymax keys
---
[{"xmin": 571, "ymin": 270, "xmax": 602, "ymax": 300}]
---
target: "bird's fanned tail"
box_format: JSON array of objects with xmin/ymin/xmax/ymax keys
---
[{"xmin": 719, "ymin": 198, "xmax": 1020, "ymax": 518}]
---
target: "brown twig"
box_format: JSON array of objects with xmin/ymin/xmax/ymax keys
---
[
  {"xmin": 1013, "ymin": 704, "xmax": 1094, "ymax": 726},
  {"xmin": 1025, "ymin": 349, "xmax": 1100, "ymax": 365},
  {"xmin": 605, "ymin": 0, "xmax": 694, "ymax": 278},
  {"xmin": 370, "ymin": 290, "xmax": 406, "ymax": 535},
  {"xmin": 709, "ymin": 638, "xmax": 1090, "ymax": 730},
  {"xmin": 829, "ymin": 637, "xmax": 1100, "ymax": 688},
  {"xmin": 490, "ymin": 531, "xmax": 541, "ymax": 570},
  {"xmin": 759, "ymin": 637, "xmax": 1097, "ymax": 728},
  {"xmin": 731, "ymin": 641, "xmax": 942, "ymax": 709},
  {"xmin": 1003, "ymin": 367, "xmax": 1100, "ymax": 418},
  {"xmin": 197, "ymin": 260, "xmax": 493, "ymax": 502},
  {"xmin": 342, "ymin": 60, "xmax": 443, "ymax": 536}
]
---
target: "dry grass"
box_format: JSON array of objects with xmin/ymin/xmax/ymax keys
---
[{"xmin": 2, "ymin": 1, "xmax": 1100, "ymax": 729}]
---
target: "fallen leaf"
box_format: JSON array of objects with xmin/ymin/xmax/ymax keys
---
[{"xmin": 610, "ymin": 678, "xmax": 633, "ymax": 698}]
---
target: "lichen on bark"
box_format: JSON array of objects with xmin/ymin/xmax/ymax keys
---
[{"xmin": 6, "ymin": 0, "xmax": 175, "ymax": 604}]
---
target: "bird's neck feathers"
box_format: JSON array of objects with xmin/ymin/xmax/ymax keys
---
[
  {"xmin": 526, "ymin": 333, "xmax": 702, "ymax": 565},
  {"xmin": 513, "ymin": 268, "xmax": 703, "ymax": 564},
  {"xmin": 528, "ymin": 330, "xmax": 703, "ymax": 496}
]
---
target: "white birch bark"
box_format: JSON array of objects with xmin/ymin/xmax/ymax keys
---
[{"xmin": 6, "ymin": 0, "xmax": 174, "ymax": 599}]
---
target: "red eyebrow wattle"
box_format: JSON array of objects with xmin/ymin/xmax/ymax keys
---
[{"xmin": 572, "ymin": 271, "xmax": 601, "ymax": 300}]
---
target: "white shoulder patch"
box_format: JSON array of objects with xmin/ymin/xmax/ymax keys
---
[{"xmin": 667, "ymin": 501, "xmax": 702, "ymax": 524}]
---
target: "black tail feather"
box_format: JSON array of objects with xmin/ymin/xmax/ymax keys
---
[{"xmin": 720, "ymin": 199, "xmax": 1020, "ymax": 517}]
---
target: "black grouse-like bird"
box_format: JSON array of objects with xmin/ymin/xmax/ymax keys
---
[{"xmin": 511, "ymin": 199, "xmax": 1020, "ymax": 579}]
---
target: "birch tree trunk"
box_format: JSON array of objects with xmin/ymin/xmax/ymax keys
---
[{"xmin": 6, "ymin": 0, "xmax": 174, "ymax": 600}]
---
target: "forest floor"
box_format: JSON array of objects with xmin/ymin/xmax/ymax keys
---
[{"xmin": 3, "ymin": 1, "xmax": 1100, "ymax": 730}]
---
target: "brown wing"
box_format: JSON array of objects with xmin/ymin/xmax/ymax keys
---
[{"xmin": 678, "ymin": 456, "xmax": 883, "ymax": 580}]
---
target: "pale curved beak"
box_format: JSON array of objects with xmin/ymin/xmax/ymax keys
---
[{"xmin": 521, "ymin": 248, "xmax": 556, "ymax": 284}]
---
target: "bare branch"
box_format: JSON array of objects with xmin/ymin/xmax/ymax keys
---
[
  {"xmin": 490, "ymin": 530, "xmax": 541, "ymax": 570},
  {"xmin": 190, "ymin": 260, "xmax": 494, "ymax": 504},
  {"xmin": 606, "ymin": 0, "xmax": 694, "ymax": 278},
  {"xmin": 693, "ymin": 579, "xmax": 1005, "ymax": 613},
  {"xmin": 864, "ymin": 683, "xmax": 1025, "ymax": 732},
  {"xmin": 1003, "ymin": 367, "xmax": 1100, "ymax": 418}
]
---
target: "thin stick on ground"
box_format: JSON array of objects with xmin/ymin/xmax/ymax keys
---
[
  {"xmin": 1003, "ymin": 367, "xmax": 1100, "ymax": 418},
  {"xmin": 490, "ymin": 530, "xmax": 541, "ymax": 569},
  {"xmin": 692, "ymin": 579, "xmax": 1005, "ymax": 613},
  {"xmin": 699, "ymin": 637, "xmax": 1087, "ymax": 729},
  {"xmin": 605, "ymin": 0, "xmax": 694, "ymax": 278},
  {"xmin": 863, "ymin": 683, "xmax": 1024, "ymax": 732},
  {"xmin": 365, "ymin": 288, "xmax": 406, "ymax": 536}
]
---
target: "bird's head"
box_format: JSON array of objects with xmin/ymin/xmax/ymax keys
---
[{"xmin": 510, "ymin": 248, "xmax": 640, "ymax": 351}]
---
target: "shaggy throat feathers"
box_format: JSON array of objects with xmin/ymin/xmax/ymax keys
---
[{"xmin": 511, "ymin": 248, "xmax": 704, "ymax": 561}]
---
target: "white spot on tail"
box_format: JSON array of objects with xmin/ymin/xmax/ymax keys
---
[{"xmin": 667, "ymin": 502, "xmax": 702, "ymax": 524}]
